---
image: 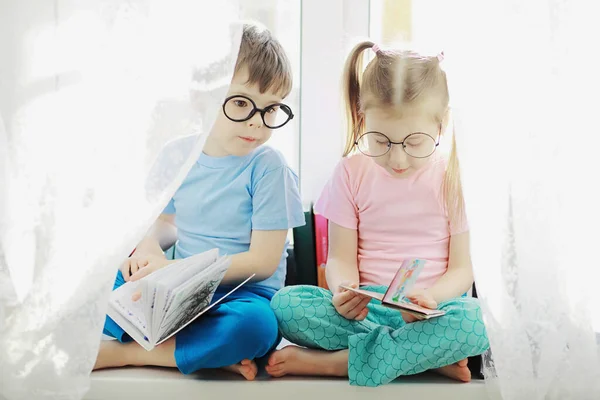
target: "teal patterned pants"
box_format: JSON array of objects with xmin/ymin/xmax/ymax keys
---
[{"xmin": 270, "ymin": 285, "xmax": 489, "ymax": 387}]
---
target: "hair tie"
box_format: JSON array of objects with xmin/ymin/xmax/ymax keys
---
[
  {"xmin": 372, "ymin": 44, "xmax": 381, "ymax": 55},
  {"xmin": 437, "ymin": 51, "xmax": 445, "ymax": 63}
]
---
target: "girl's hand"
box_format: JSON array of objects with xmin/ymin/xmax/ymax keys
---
[
  {"xmin": 401, "ymin": 289, "xmax": 438, "ymax": 323},
  {"xmin": 332, "ymin": 282, "xmax": 371, "ymax": 321}
]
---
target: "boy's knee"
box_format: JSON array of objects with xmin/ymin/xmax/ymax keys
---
[
  {"xmin": 236, "ymin": 304, "xmax": 279, "ymax": 355},
  {"xmin": 113, "ymin": 270, "xmax": 126, "ymax": 290}
]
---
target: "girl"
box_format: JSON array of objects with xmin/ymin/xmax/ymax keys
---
[{"xmin": 267, "ymin": 42, "xmax": 489, "ymax": 387}]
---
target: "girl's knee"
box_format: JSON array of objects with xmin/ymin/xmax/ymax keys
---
[
  {"xmin": 270, "ymin": 286, "xmax": 296, "ymax": 326},
  {"xmin": 270, "ymin": 285, "xmax": 318, "ymax": 318},
  {"xmin": 441, "ymin": 297, "xmax": 483, "ymax": 321},
  {"xmin": 270, "ymin": 285, "xmax": 333, "ymax": 343},
  {"xmin": 270, "ymin": 286, "xmax": 295, "ymax": 309},
  {"xmin": 440, "ymin": 297, "xmax": 489, "ymax": 353}
]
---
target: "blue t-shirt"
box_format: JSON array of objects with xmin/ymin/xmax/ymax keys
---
[{"xmin": 163, "ymin": 142, "xmax": 305, "ymax": 292}]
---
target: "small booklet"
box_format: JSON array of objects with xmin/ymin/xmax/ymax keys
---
[
  {"xmin": 340, "ymin": 259, "xmax": 445, "ymax": 320},
  {"xmin": 107, "ymin": 248, "xmax": 254, "ymax": 351}
]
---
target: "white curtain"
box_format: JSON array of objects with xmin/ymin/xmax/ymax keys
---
[
  {"xmin": 432, "ymin": 1, "xmax": 600, "ymax": 398},
  {"xmin": 0, "ymin": 1, "xmax": 243, "ymax": 399}
]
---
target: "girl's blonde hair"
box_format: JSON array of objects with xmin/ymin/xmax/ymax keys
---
[{"xmin": 342, "ymin": 41, "xmax": 464, "ymax": 228}]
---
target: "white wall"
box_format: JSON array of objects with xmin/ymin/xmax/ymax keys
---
[
  {"xmin": 298, "ymin": 0, "xmax": 370, "ymax": 203},
  {"xmin": 0, "ymin": 1, "xmax": 56, "ymax": 128}
]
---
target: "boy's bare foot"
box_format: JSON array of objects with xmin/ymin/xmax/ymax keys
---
[
  {"xmin": 223, "ymin": 359, "xmax": 258, "ymax": 381},
  {"xmin": 93, "ymin": 340, "xmax": 132, "ymax": 370},
  {"xmin": 265, "ymin": 346, "xmax": 348, "ymax": 378},
  {"xmin": 93, "ymin": 338, "xmax": 176, "ymax": 371},
  {"xmin": 433, "ymin": 359, "xmax": 472, "ymax": 382}
]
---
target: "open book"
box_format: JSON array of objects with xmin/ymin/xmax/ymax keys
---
[
  {"xmin": 340, "ymin": 259, "xmax": 445, "ymax": 320},
  {"xmin": 107, "ymin": 248, "xmax": 254, "ymax": 351}
]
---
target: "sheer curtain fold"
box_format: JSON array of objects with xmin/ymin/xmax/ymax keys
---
[
  {"xmin": 0, "ymin": 116, "xmax": 18, "ymax": 329},
  {"xmin": 438, "ymin": 1, "xmax": 600, "ymax": 398},
  {"xmin": 0, "ymin": 1, "xmax": 242, "ymax": 399}
]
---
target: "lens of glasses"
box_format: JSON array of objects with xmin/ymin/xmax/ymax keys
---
[
  {"xmin": 356, "ymin": 132, "xmax": 391, "ymax": 157},
  {"xmin": 402, "ymin": 133, "xmax": 437, "ymax": 158},
  {"xmin": 223, "ymin": 96, "xmax": 293, "ymax": 129},
  {"xmin": 224, "ymin": 96, "xmax": 256, "ymax": 121},
  {"xmin": 263, "ymin": 104, "xmax": 293, "ymax": 129}
]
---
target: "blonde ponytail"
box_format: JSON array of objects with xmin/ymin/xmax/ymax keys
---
[
  {"xmin": 342, "ymin": 41, "xmax": 374, "ymax": 157},
  {"xmin": 443, "ymin": 124, "xmax": 465, "ymax": 231}
]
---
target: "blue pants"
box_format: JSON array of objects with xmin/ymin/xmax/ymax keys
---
[{"xmin": 103, "ymin": 271, "xmax": 279, "ymax": 374}]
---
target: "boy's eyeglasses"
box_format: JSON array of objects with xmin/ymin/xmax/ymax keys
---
[
  {"xmin": 222, "ymin": 95, "xmax": 294, "ymax": 129},
  {"xmin": 355, "ymin": 128, "xmax": 441, "ymax": 159}
]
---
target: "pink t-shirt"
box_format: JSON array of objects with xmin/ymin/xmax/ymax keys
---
[{"xmin": 314, "ymin": 154, "xmax": 468, "ymax": 289}]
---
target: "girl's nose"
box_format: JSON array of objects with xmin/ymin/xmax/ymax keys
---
[{"xmin": 388, "ymin": 144, "xmax": 408, "ymax": 166}]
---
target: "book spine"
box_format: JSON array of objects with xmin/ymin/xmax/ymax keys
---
[
  {"xmin": 290, "ymin": 203, "xmax": 318, "ymax": 286},
  {"xmin": 314, "ymin": 211, "xmax": 329, "ymax": 290}
]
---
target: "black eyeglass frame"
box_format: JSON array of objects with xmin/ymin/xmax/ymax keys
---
[
  {"xmin": 354, "ymin": 125, "xmax": 442, "ymax": 159},
  {"xmin": 222, "ymin": 95, "xmax": 294, "ymax": 129}
]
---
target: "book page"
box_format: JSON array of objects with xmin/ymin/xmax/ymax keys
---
[
  {"xmin": 106, "ymin": 302, "xmax": 155, "ymax": 351},
  {"xmin": 156, "ymin": 249, "xmax": 219, "ymax": 289},
  {"xmin": 339, "ymin": 284, "xmax": 446, "ymax": 319},
  {"xmin": 382, "ymin": 259, "xmax": 425, "ymax": 305},
  {"xmin": 339, "ymin": 285, "xmax": 384, "ymax": 301},
  {"xmin": 108, "ymin": 281, "xmax": 149, "ymax": 340},
  {"xmin": 148, "ymin": 249, "xmax": 220, "ymax": 339},
  {"xmin": 156, "ymin": 272, "xmax": 255, "ymax": 346},
  {"xmin": 384, "ymin": 300, "xmax": 446, "ymax": 319},
  {"xmin": 395, "ymin": 300, "xmax": 446, "ymax": 316},
  {"xmin": 156, "ymin": 256, "xmax": 230, "ymax": 342},
  {"xmin": 139, "ymin": 259, "xmax": 180, "ymax": 342},
  {"xmin": 150, "ymin": 280, "xmax": 171, "ymax": 342},
  {"xmin": 140, "ymin": 278, "xmax": 156, "ymax": 342}
]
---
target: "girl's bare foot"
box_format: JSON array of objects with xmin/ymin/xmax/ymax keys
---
[
  {"xmin": 265, "ymin": 346, "xmax": 348, "ymax": 378},
  {"xmin": 433, "ymin": 358, "xmax": 472, "ymax": 382},
  {"xmin": 223, "ymin": 359, "xmax": 258, "ymax": 381}
]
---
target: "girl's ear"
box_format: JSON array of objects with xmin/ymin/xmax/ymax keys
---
[
  {"xmin": 348, "ymin": 112, "xmax": 365, "ymax": 147},
  {"xmin": 440, "ymin": 107, "xmax": 451, "ymax": 136},
  {"xmin": 356, "ymin": 112, "xmax": 365, "ymax": 137}
]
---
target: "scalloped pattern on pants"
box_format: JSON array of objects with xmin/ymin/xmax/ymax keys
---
[{"xmin": 270, "ymin": 285, "xmax": 489, "ymax": 387}]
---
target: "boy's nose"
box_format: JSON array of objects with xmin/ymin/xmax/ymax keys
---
[{"xmin": 246, "ymin": 112, "xmax": 263, "ymax": 128}]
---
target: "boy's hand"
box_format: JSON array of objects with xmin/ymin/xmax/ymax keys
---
[
  {"xmin": 120, "ymin": 254, "xmax": 174, "ymax": 301},
  {"xmin": 332, "ymin": 282, "xmax": 371, "ymax": 321},
  {"xmin": 129, "ymin": 254, "xmax": 174, "ymax": 282},
  {"xmin": 401, "ymin": 289, "xmax": 437, "ymax": 323},
  {"xmin": 120, "ymin": 253, "xmax": 172, "ymax": 282}
]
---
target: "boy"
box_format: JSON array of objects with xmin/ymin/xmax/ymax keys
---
[{"xmin": 95, "ymin": 22, "xmax": 304, "ymax": 381}]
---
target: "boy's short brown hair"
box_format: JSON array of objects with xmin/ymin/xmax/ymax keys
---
[{"xmin": 234, "ymin": 23, "xmax": 293, "ymax": 98}]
